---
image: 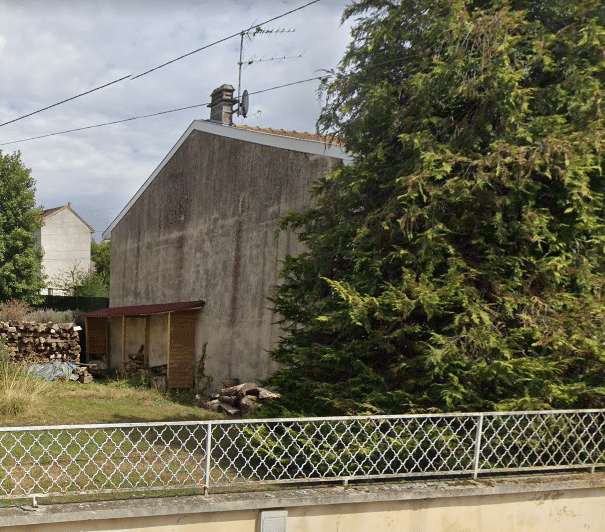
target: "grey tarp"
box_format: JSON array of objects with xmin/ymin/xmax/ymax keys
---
[{"xmin": 27, "ymin": 361, "xmax": 77, "ymax": 382}]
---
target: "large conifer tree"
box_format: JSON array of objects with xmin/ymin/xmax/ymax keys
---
[{"xmin": 267, "ymin": 0, "xmax": 605, "ymax": 415}]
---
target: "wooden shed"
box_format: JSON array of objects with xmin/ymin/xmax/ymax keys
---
[{"xmin": 82, "ymin": 300, "xmax": 204, "ymax": 388}]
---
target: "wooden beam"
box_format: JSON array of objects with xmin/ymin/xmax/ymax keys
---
[
  {"xmin": 167, "ymin": 311, "xmax": 171, "ymax": 387},
  {"xmin": 85, "ymin": 317, "xmax": 89, "ymax": 364},
  {"xmin": 144, "ymin": 315, "xmax": 150, "ymax": 367},
  {"xmin": 121, "ymin": 315, "xmax": 126, "ymax": 377},
  {"xmin": 104, "ymin": 318, "xmax": 109, "ymax": 366}
]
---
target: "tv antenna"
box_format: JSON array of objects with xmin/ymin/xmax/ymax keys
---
[{"xmin": 236, "ymin": 27, "xmax": 301, "ymax": 117}]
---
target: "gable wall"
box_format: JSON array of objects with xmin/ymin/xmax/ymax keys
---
[
  {"xmin": 110, "ymin": 130, "xmax": 342, "ymax": 384},
  {"xmin": 40, "ymin": 209, "xmax": 92, "ymax": 290}
]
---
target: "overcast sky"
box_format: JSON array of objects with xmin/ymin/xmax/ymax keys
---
[{"xmin": 0, "ymin": 0, "xmax": 353, "ymax": 240}]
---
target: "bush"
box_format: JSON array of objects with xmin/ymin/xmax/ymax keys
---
[
  {"xmin": 237, "ymin": 418, "xmax": 475, "ymax": 480},
  {"xmin": 24, "ymin": 308, "xmax": 81, "ymax": 324},
  {"xmin": 0, "ymin": 300, "xmax": 32, "ymax": 322}
]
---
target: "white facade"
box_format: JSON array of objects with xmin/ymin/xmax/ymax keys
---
[{"xmin": 36, "ymin": 206, "xmax": 94, "ymax": 294}]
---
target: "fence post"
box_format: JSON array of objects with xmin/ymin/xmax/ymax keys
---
[
  {"xmin": 472, "ymin": 414, "xmax": 484, "ymax": 480},
  {"xmin": 204, "ymin": 422, "xmax": 212, "ymax": 496}
]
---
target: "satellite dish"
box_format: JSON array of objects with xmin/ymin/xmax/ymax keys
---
[{"xmin": 241, "ymin": 89, "xmax": 249, "ymax": 118}]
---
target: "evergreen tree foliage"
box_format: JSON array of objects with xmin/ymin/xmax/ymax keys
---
[
  {"xmin": 0, "ymin": 151, "xmax": 44, "ymax": 303},
  {"xmin": 91, "ymin": 240, "xmax": 110, "ymax": 286},
  {"xmin": 266, "ymin": 0, "xmax": 605, "ymax": 415}
]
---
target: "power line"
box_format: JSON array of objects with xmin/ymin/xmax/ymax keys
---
[
  {"xmin": 131, "ymin": 0, "xmax": 321, "ymax": 80},
  {"xmin": 0, "ymin": 74, "xmax": 132, "ymax": 128},
  {"xmin": 0, "ymin": 76, "xmax": 328, "ymax": 146},
  {"xmin": 0, "ymin": 1, "xmax": 321, "ymax": 129}
]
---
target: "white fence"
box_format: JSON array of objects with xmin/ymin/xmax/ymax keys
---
[{"xmin": 0, "ymin": 409, "xmax": 603, "ymax": 501}]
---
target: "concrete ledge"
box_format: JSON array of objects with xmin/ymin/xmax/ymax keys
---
[{"xmin": 1, "ymin": 472, "xmax": 604, "ymax": 527}]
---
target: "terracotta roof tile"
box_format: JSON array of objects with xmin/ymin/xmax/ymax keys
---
[
  {"xmin": 40, "ymin": 206, "xmax": 66, "ymax": 218},
  {"xmin": 234, "ymin": 125, "xmax": 344, "ymax": 146}
]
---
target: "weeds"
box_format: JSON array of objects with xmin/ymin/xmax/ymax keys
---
[
  {"xmin": 24, "ymin": 308, "xmax": 82, "ymax": 324},
  {"xmin": 0, "ymin": 301, "xmax": 81, "ymax": 325},
  {"xmin": 0, "ymin": 343, "xmax": 48, "ymax": 418},
  {"xmin": 0, "ymin": 300, "xmax": 33, "ymax": 322},
  {"xmin": 193, "ymin": 342, "xmax": 213, "ymax": 395}
]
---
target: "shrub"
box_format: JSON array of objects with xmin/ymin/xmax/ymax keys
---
[
  {"xmin": 24, "ymin": 308, "xmax": 81, "ymax": 324},
  {"xmin": 0, "ymin": 300, "xmax": 32, "ymax": 322}
]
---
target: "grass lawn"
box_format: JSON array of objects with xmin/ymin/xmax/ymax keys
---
[{"xmin": 0, "ymin": 377, "xmax": 222, "ymax": 427}]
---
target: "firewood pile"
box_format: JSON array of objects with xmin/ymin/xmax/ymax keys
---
[
  {"xmin": 70, "ymin": 366, "xmax": 94, "ymax": 384},
  {"xmin": 125, "ymin": 345, "xmax": 145, "ymax": 373},
  {"xmin": 0, "ymin": 321, "xmax": 82, "ymax": 364},
  {"xmin": 198, "ymin": 381, "xmax": 281, "ymax": 416},
  {"xmin": 149, "ymin": 365, "xmax": 167, "ymax": 393}
]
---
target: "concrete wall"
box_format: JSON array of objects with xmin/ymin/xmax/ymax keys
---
[
  {"xmin": 108, "ymin": 315, "xmax": 167, "ymax": 368},
  {"xmin": 5, "ymin": 473, "xmax": 605, "ymax": 531},
  {"xmin": 109, "ymin": 128, "xmax": 343, "ymax": 385},
  {"xmin": 38, "ymin": 208, "xmax": 92, "ymax": 292}
]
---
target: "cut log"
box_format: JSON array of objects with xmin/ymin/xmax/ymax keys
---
[
  {"xmin": 221, "ymin": 382, "xmax": 258, "ymax": 398},
  {"xmin": 219, "ymin": 403, "xmax": 241, "ymax": 416},
  {"xmin": 240, "ymin": 395, "xmax": 260, "ymax": 414},
  {"xmin": 203, "ymin": 399, "xmax": 221, "ymax": 412},
  {"xmin": 258, "ymin": 388, "xmax": 281, "ymax": 400},
  {"xmin": 218, "ymin": 395, "xmax": 238, "ymax": 407}
]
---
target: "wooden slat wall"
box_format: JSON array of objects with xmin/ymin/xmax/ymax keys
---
[
  {"xmin": 85, "ymin": 317, "xmax": 108, "ymax": 361},
  {"xmin": 167, "ymin": 310, "xmax": 197, "ymax": 388}
]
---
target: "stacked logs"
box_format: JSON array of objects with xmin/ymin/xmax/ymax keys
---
[
  {"xmin": 0, "ymin": 321, "xmax": 82, "ymax": 364},
  {"xmin": 199, "ymin": 382, "xmax": 281, "ymax": 416},
  {"xmin": 125, "ymin": 345, "xmax": 145, "ymax": 373},
  {"xmin": 70, "ymin": 366, "xmax": 94, "ymax": 384}
]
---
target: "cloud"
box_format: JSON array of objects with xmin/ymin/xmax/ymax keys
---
[{"xmin": 0, "ymin": 0, "xmax": 352, "ymax": 239}]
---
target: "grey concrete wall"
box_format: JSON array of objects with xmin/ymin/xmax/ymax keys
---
[
  {"xmin": 109, "ymin": 129, "xmax": 342, "ymax": 385},
  {"xmin": 107, "ymin": 313, "xmax": 189, "ymax": 371},
  {"xmin": 5, "ymin": 473, "xmax": 605, "ymax": 531},
  {"xmin": 148, "ymin": 314, "xmax": 168, "ymax": 367},
  {"xmin": 39, "ymin": 209, "xmax": 92, "ymax": 292}
]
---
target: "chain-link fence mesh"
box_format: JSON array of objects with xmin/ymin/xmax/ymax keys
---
[{"xmin": 0, "ymin": 410, "xmax": 602, "ymax": 500}]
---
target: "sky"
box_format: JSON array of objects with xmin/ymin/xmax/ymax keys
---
[{"xmin": 0, "ymin": 0, "xmax": 353, "ymax": 240}]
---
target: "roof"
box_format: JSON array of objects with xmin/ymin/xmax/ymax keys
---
[
  {"xmin": 82, "ymin": 300, "xmax": 205, "ymax": 318},
  {"xmin": 234, "ymin": 125, "xmax": 345, "ymax": 146},
  {"xmin": 40, "ymin": 206, "xmax": 65, "ymax": 218},
  {"xmin": 102, "ymin": 119, "xmax": 351, "ymax": 240},
  {"xmin": 40, "ymin": 205, "xmax": 95, "ymax": 233}
]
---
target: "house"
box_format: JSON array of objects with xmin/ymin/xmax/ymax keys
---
[
  {"xmin": 98, "ymin": 83, "xmax": 351, "ymax": 388},
  {"xmin": 36, "ymin": 205, "xmax": 95, "ymax": 294}
]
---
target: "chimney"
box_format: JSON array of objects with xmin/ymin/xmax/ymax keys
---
[{"xmin": 208, "ymin": 84, "xmax": 237, "ymax": 125}]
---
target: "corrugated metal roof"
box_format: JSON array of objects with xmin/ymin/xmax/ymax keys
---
[{"xmin": 82, "ymin": 300, "xmax": 205, "ymax": 318}]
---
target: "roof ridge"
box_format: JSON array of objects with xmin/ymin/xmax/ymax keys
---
[{"xmin": 233, "ymin": 124, "xmax": 344, "ymax": 146}]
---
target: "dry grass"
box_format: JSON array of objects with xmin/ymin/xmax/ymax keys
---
[
  {"xmin": 0, "ymin": 347, "xmax": 49, "ymax": 418},
  {"xmin": 0, "ymin": 300, "xmax": 32, "ymax": 322},
  {"xmin": 24, "ymin": 308, "xmax": 81, "ymax": 325},
  {"xmin": 0, "ymin": 378, "xmax": 222, "ymax": 427},
  {"xmin": 0, "ymin": 340, "xmax": 220, "ymax": 426}
]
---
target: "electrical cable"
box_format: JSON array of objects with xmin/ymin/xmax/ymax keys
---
[
  {"xmin": 130, "ymin": 0, "xmax": 321, "ymax": 80},
  {"xmin": 0, "ymin": 75, "xmax": 132, "ymax": 128},
  {"xmin": 0, "ymin": 75, "xmax": 327, "ymax": 146},
  {"xmin": 0, "ymin": 0, "xmax": 321, "ymax": 128}
]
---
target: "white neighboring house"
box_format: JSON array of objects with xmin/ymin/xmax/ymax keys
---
[{"xmin": 36, "ymin": 205, "xmax": 95, "ymax": 295}]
